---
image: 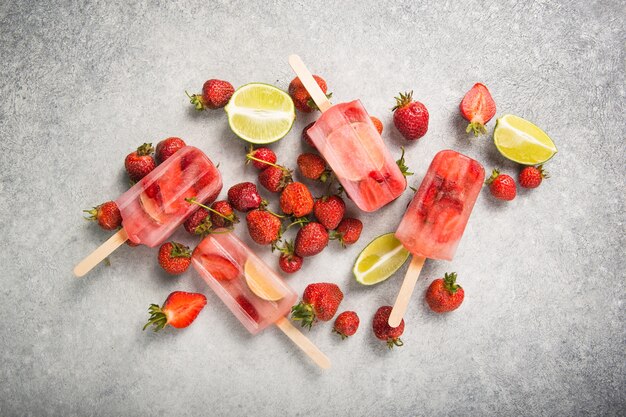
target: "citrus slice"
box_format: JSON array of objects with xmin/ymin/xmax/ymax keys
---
[
  {"xmin": 225, "ymin": 83, "xmax": 295, "ymax": 144},
  {"xmin": 244, "ymin": 259, "xmax": 284, "ymax": 301},
  {"xmin": 493, "ymin": 114, "xmax": 557, "ymax": 165},
  {"xmin": 353, "ymin": 233, "xmax": 410, "ymax": 285}
]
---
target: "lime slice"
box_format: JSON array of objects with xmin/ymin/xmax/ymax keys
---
[
  {"xmin": 493, "ymin": 114, "xmax": 557, "ymax": 165},
  {"xmin": 225, "ymin": 83, "xmax": 295, "ymax": 144},
  {"xmin": 244, "ymin": 259, "xmax": 284, "ymax": 301},
  {"xmin": 353, "ymin": 233, "xmax": 410, "ymax": 285}
]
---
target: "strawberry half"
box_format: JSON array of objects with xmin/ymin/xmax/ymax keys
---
[
  {"xmin": 143, "ymin": 291, "xmax": 207, "ymax": 331},
  {"xmin": 459, "ymin": 83, "xmax": 496, "ymax": 136}
]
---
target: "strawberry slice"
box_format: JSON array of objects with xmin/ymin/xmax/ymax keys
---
[
  {"xmin": 460, "ymin": 83, "xmax": 496, "ymax": 136},
  {"xmin": 143, "ymin": 291, "xmax": 207, "ymax": 331},
  {"xmin": 236, "ymin": 295, "xmax": 259, "ymax": 322},
  {"xmin": 201, "ymin": 254, "xmax": 239, "ymax": 281}
]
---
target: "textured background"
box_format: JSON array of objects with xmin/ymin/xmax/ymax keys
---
[{"xmin": 0, "ymin": 1, "xmax": 624, "ymax": 416}]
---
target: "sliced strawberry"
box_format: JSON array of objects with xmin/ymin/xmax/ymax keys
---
[
  {"xmin": 201, "ymin": 254, "xmax": 239, "ymax": 281},
  {"xmin": 143, "ymin": 291, "xmax": 207, "ymax": 331},
  {"xmin": 369, "ymin": 170, "xmax": 391, "ymax": 184},
  {"xmin": 144, "ymin": 182, "xmax": 161, "ymax": 200},
  {"xmin": 236, "ymin": 295, "xmax": 259, "ymax": 322}
]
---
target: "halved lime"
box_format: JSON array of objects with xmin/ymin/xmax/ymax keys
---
[
  {"xmin": 225, "ymin": 83, "xmax": 295, "ymax": 144},
  {"xmin": 493, "ymin": 114, "xmax": 557, "ymax": 165},
  {"xmin": 353, "ymin": 233, "xmax": 410, "ymax": 285}
]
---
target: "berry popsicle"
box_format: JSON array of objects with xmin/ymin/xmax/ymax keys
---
[
  {"xmin": 389, "ymin": 150, "xmax": 484, "ymax": 326},
  {"xmin": 192, "ymin": 231, "xmax": 331, "ymax": 369},
  {"xmin": 288, "ymin": 55, "xmax": 406, "ymax": 212},
  {"xmin": 74, "ymin": 146, "xmax": 222, "ymax": 277}
]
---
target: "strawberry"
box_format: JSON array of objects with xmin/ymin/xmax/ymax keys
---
[
  {"xmin": 370, "ymin": 116, "xmax": 383, "ymax": 134},
  {"xmin": 125, "ymin": 143, "xmax": 156, "ymax": 182},
  {"xmin": 259, "ymin": 165, "xmax": 292, "ymax": 193},
  {"xmin": 372, "ymin": 306, "xmax": 404, "ymax": 348},
  {"xmin": 246, "ymin": 146, "xmax": 277, "ymax": 170},
  {"xmin": 460, "ymin": 83, "xmax": 496, "ymax": 136},
  {"xmin": 288, "ymin": 75, "xmax": 328, "ymax": 113},
  {"xmin": 187, "ymin": 79, "xmax": 234, "ymax": 110},
  {"xmin": 236, "ymin": 295, "xmax": 259, "ymax": 322},
  {"xmin": 210, "ymin": 200, "xmax": 238, "ymax": 228},
  {"xmin": 197, "ymin": 253, "xmax": 239, "ymax": 280},
  {"xmin": 280, "ymin": 182, "xmax": 314, "ymax": 217},
  {"xmin": 277, "ymin": 240, "xmax": 303, "ymax": 274},
  {"xmin": 155, "ymin": 137, "xmax": 186, "ymax": 164},
  {"xmin": 392, "ymin": 91, "xmax": 429, "ymax": 140},
  {"xmin": 302, "ymin": 122, "xmax": 317, "ymax": 149},
  {"xmin": 157, "ymin": 242, "xmax": 192, "ymax": 275},
  {"xmin": 333, "ymin": 311, "xmax": 359, "ymax": 339},
  {"xmin": 246, "ymin": 209, "xmax": 282, "ymax": 246},
  {"xmin": 228, "ymin": 182, "xmax": 263, "ymax": 212},
  {"xmin": 313, "ymin": 195, "xmax": 345, "ymax": 230},
  {"xmin": 485, "ymin": 169, "xmax": 517, "ymax": 201},
  {"xmin": 294, "ymin": 222, "xmax": 329, "ymax": 257},
  {"xmin": 297, "ymin": 153, "xmax": 329, "ymax": 181},
  {"xmin": 291, "ymin": 283, "xmax": 344, "ymax": 329},
  {"xmin": 426, "ymin": 272, "xmax": 465, "ymax": 313},
  {"xmin": 143, "ymin": 291, "xmax": 207, "ymax": 331},
  {"xmin": 83, "ymin": 201, "xmax": 121, "ymax": 230},
  {"xmin": 332, "ymin": 218, "xmax": 363, "ymax": 247},
  {"xmin": 183, "ymin": 208, "xmax": 213, "ymax": 236},
  {"xmin": 519, "ymin": 165, "xmax": 548, "ymax": 189}
]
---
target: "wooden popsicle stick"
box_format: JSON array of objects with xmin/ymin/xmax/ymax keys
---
[
  {"xmin": 388, "ymin": 256, "xmax": 426, "ymax": 327},
  {"xmin": 288, "ymin": 54, "xmax": 332, "ymax": 112},
  {"xmin": 275, "ymin": 316, "xmax": 331, "ymax": 369},
  {"xmin": 73, "ymin": 228, "xmax": 129, "ymax": 278}
]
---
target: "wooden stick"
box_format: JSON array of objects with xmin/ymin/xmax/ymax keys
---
[
  {"xmin": 288, "ymin": 55, "xmax": 332, "ymax": 112},
  {"xmin": 73, "ymin": 228, "xmax": 129, "ymax": 277},
  {"xmin": 275, "ymin": 316, "xmax": 331, "ymax": 369},
  {"xmin": 388, "ymin": 256, "xmax": 426, "ymax": 327}
]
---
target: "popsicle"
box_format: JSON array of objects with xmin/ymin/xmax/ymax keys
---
[
  {"xmin": 192, "ymin": 231, "xmax": 331, "ymax": 369},
  {"xmin": 288, "ymin": 55, "xmax": 406, "ymax": 212},
  {"xmin": 389, "ymin": 150, "xmax": 484, "ymax": 326},
  {"xmin": 74, "ymin": 146, "xmax": 222, "ymax": 277}
]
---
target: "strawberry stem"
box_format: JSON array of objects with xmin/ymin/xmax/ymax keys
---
[
  {"xmin": 136, "ymin": 143, "xmax": 154, "ymax": 156},
  {"xmin": 396, "ymin": 146, "xmax": 414, "ymax": 177},
  {"xmin": 186, "ymin": 197, "xmax": 232, "ymax": 221},
  {"xmin": 143, "ymin": 304, "xmax": 168, "ymax": 332},
  {"xmin": 185, "ymin": 90, "xmax": 205, "ymax": 111},
  {"xmin": 443, "ymin": 272, "xmax": 460, "ymax": 294},
  {"xmin": 466, "ymin": 121, "xmax": 486, "ymax": 137}
]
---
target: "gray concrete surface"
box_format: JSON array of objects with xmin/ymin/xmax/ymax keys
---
[{"xmin": 0, "ymin": 1, "xmax": 624, "ymax": 416}]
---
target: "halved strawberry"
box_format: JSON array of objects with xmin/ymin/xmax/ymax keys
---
[
  {"xmin": 201, "ymin": 254, "xmax": 239, "ymax": 281},
  {"xmin": 143, "ymin": 291, "xmax": 207, "ymax": 331},
  {"xmin": 460, "ymin": 83, "xmax": 496, "ymax": 136}
]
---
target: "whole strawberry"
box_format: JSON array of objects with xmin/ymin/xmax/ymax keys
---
[
  {"xmin": 83, "ymin": 201, "xmax": 121, "ymax": 230},
  {"xmin": 277, "ymin": 241, "xmax": 303, "ymax": 274},
  {"xmin": 155, "ymin": 137, "xmax": 186, "ymax": 164},
  {"xmin": 392, "ymin": 91, "xmax": 429, "ymax": 140},
  {"xmin": 295, "ymin": 222, "xmax": 329, "ymax": 257},
  {"xmin": 426, "ymin": 272, "xmax": 465, "ymax": 313},
  {"xmin": 333, "ymin": 311, "xmax": 359, "ymax": 339},
  {"xmin": 289, "ymin": 75, "xmax": 328, "ymax": 113},
  {"xmin": 333, "ymin": 218, "xmax": 363, "ymax": 246},
  {"xmin": 302, "ymin": 122, "xmax": 317, "ymax": 149},
  {"xmin": 280, "ymin": 182, "xmax": 314, "ymax": 217},
  {"xmin": 125, "ymin": 143, "xmax": 156, "ymax": 182},
  {"xmin": 188, "ymin": 79, "xmax": 234, "ymax": 110},
  {"xmin": 460, "ymin": 83, "xmax": 496, "ymax": 136},
  {"xmin": 519, "ymin": 165, "xmax": 548, "ymax": 189},
  {"xmin": 372, "ymin": 306, "xmax": 404, "ymax": 348},
  {"xmin": 313, "ymin": 195, "xmax": 345, "ymax": 230},
  {"xmin": 246, "ymin": 146, "xmax": 277, "ymax": 170},
  {"xmin": 370, "ymin": 116, "xmax": 383, "ymax": 134},
  {"xmin": 183, "ymin": 208, "xmax": 212, "ymax": 236},
  {"xmin": 210, "ymin": 200, "xmax": 238, "ymax": 228},
  {"xmin": 259, "ymin": 165, "xmax": 292, "ymax": 193},
  {"xmin": 228, "ymin": 182, "xmax": 263, "ymax": 212},
  {"xmin": 246, "ymin": 209, "xmax": 282, "ymax": 246},
  {"xmin": 297, "ymin": 153, "xmax": 329, "ymax": 181},
  {"xmin": 486, "ymin": 169, "xmax": 517, "ymax": 201},
  {"xmin": 144, "ymin": 291, "xmax": 207, "ymax": 331},
  {"xmin": 157, "ymin": 242, "xmax": 192, "ymax": 275},
  {"xmin": 291, "ymin": 283, "xmax": 343, "ymax": 329}
]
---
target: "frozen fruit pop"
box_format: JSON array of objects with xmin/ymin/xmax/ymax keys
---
[
  {"xmin": 74, "ymin": 146, "xmax": 222, "ymax": 277},
  {"xmin": 389, "ymin": 150, "xmax": 484, "ymax": 326},
  {"xmin": 289, "ymin": 55, "xmax": 406, "ymax": 212},
  {"xmin": 192, "ymin": 231, "xmax": 331, "ymax": 369}
]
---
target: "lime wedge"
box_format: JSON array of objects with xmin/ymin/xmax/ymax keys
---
[
  {"xmin": 244, "ymin": 259, "xmax": 284, "ymax": 301},
  {"xmin": 225, "ymin": 83, "xmax": 295, "ymax": 144},
  {"xmin": 493, "ymin": 114, "xmax": 557, "ymax": 165},
  {"xmin": 353, "ymin": 233, "xmax": 410, "ymax": 285}
]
